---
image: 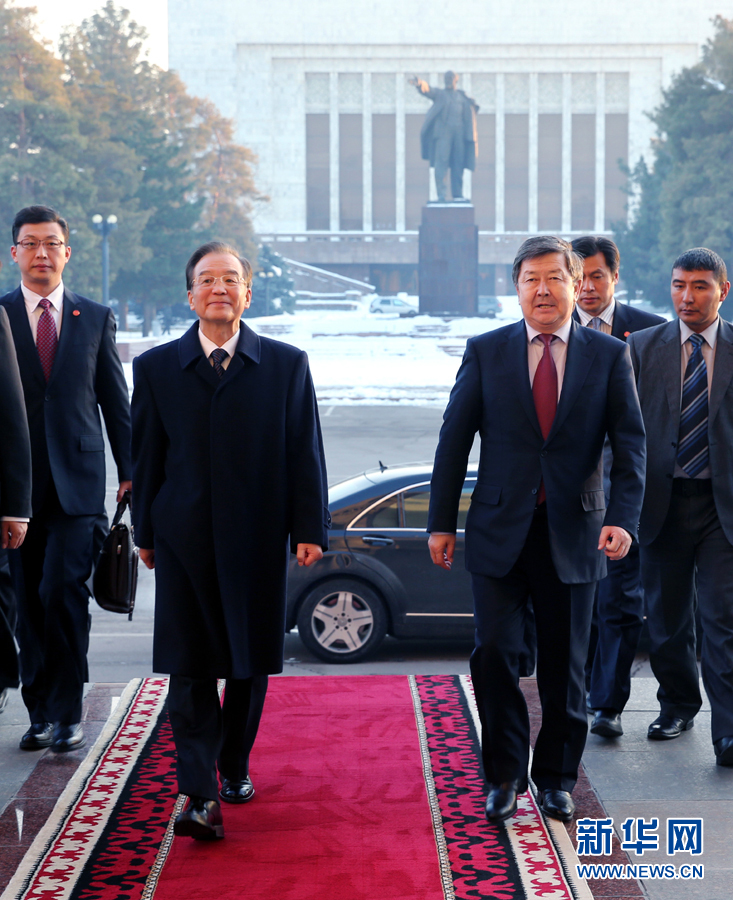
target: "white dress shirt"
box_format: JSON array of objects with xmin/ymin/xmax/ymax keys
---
[
  {"xmin": 198, "ymin": 327, "xmax": 240, "ymax": 369},
  {"xmin": 576, "ymin": 300, "xmax": 615, "ymax": 335},
  {"xmin": 21, "ymin": 281, "xmax": 64, "ymax": 341},
  {"xmin": 674, "ymin": 317, "xmax": 718, "ymax": 480}
]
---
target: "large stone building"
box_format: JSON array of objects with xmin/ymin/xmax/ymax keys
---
[{"xmin": 168, "ymin": 0, "xmax": 726, "ymax": 294}]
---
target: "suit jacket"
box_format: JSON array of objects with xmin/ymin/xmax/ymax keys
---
[
  {"xmin": 628, "ymin": 317, "xmax": 733, "ymax": 546},
  {"xmin": 574, "ymin": 300, "xmax": 666, "ymax": 498},
  {"xmin": 0, "ymin": 287, "xmax": 132, "ymax": 516},
  {"xmin": 428, "ymin": 319, "xmax": 646, "ymax": 584},
  {"xmin": 131, "ymin": 321, "xmax": 330, "ymax": 678},
  {"xmin": 573, "ymin": 300, "xmax": 666, "ymax": 340},
  {"xmin": 0, "ymin": 307, "xmax": 31, "ymax": 519}
]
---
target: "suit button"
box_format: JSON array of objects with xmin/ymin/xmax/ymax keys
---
[
  {"xmin": 671, "ymin": 442, "xmax": 677, "ymax": 448},
  {"xmin": 540, "ymin": 451, "xmax": 547, "ymax": 458},
  {"xmin": 531, "ymin": 488, "xmax": 538, "ymax": 495}
]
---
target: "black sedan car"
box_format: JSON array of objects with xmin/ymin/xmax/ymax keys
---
[{"xmin": 286, "ymin": 463, "xmax": 478, "ymax": 662}]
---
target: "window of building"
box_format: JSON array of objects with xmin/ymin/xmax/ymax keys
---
[
  {"xmin": 473, "ymin": 115, "xmax": 496, "ymax": 230},
  {"xmin": 306, "ymin": 114, "xmax": 329, "ymax": 230},
  {"xmin": 372, "ymin": 114, "xmax": 396, "ymax": 230},
  {"xmin": 339, "ymin": 114, "xmax": 363, "ymax": 231},
  {"xmin": 572, "ymin": 114, "xmax": 595, "ymax": 230},
  {"xmin": 405, "ymin": 114, "xmax": 427, "ymax": 230},
  {"xmin": 538, "ymin": 113, "xmax": 562, "ymax": 231},
  {"xmin": 505, "ymin": 114, "xmax": 528, "ymax": 231},
  {"xmin": 605, "ymin": 113, "xmax": 628, "ymax": 228}
]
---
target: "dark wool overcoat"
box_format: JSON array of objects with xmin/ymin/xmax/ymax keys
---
[{"xmin": 131, "ymin": 321, "xmax": 329, "ymax": 679}]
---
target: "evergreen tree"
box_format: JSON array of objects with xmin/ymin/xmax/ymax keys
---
[
  {"xmin": 246, "ymin": 244, "xmax": 296, "ymax": 318},
  {"xmin": 615, "ymin": 16, "xmax": 733, "ymax": 314}
]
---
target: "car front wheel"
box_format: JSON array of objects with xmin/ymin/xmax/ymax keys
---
[{"xmin": 296, "ymin": 578, "xmax": 388, "ymax": 663}]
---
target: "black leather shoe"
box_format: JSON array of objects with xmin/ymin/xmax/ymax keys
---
[
  {"xmin": 485, "ymin": 779, "xmax": 527, "ymax": 822},
  {"xmin": 20, "ymin": 722, "xmax": 54, "ymax": 750},
  {"xmin": 174, "ymin": 797, "xmax": 224, "ymax": 840},
  {"xmin": 219, "ymin": 776, "xmax": 255, "ymax": 804},
  {"xmin": 540, "ymin": 789, "xmax": 576, "ymax": 822},
  {"xmin": 647, "ymin": 715, "xmax": 694, "ymax": 740},
  {"xmin": 0, "ymin": 688, "xmax": 8, "ymax": 714},
  {"xmin": 714, "ymin": 736, "xmax": 733, "ymax": 766},
  {"xmin": 590, "ymin": 709, "xmax": 623, "ymax": 738},
  {"xmin": 52, "ymin": 723, "xmax": 86, "ymax": 752}
]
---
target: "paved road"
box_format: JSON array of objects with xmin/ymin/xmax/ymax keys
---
[{"xmin": 89, "ymin": 405, "xmax": 480, "ymax": 682}]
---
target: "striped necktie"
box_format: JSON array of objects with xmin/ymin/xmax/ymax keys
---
[
  {"xmin": 210, "ymin": 347, "xmax": 228, "ymax": 378},
  {"xmin": 36, "ymin": 298, "xmax": 57, "ymax": 382},
  {"xmin": 677, "ymin": 333, "xmax": 709, "ymax": 477}
]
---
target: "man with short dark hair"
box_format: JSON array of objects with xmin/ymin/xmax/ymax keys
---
[
  {"xmin": 132, "ymin": 241, "xmax": 329, "ymax": 840},
  {"xmin": 428, "ymin": 235, "xmax": 645, "ymax": 822},
  {"xmin": 1, "ymin": 205, "xmax": 132, "ymax": 752},
  {"xmin": 570, "ymin": 235, "xmax": 664, "ymax": 739},
  {"xmin": 628, "ymin": 248, "xmax": 733, "ymax": 764}
]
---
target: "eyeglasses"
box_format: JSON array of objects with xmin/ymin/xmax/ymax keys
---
[
  {"xmin": 16, "ymin": 239, "xmax": 65, "ymax": 251},
  {"xmin": 192, "ymin": 275, "xmax": 247, "ymax": 288}
]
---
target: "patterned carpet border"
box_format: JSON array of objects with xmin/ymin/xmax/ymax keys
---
[
  {"xmin": 412, "ymin": 674, "xmax": 593, "ymax": 900},
  {"xmin": 3, "ymin": 675, "xmax": 593, "ymax": 900},
  {"xmin": 1, "ymin": 678, "xmax": 170, "ymax": 900}
]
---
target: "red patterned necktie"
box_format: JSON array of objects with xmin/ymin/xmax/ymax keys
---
[
  {"xmin": 532, "ymin": 333, "xmax": 558, "ymax": 504},
  {"xmin": 36, "ymin": 298, "xmax": 58, "ymax": 382}
]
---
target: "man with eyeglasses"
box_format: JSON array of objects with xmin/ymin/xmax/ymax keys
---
[
  {"xmin": 0, "ymin": 205, "xmax": 131, "ymax": 753},
  {"xmin": 131, "ymin": 241, "xmax": 329, "ymax": 840}
]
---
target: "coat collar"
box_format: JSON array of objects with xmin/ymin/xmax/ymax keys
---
[
  {"xmin": 710, "ymin": 318, "xmax": 733, "ymax": 426},
  {"xmin": 179, "ymin": 320, "xmax": 261, "ymax": 390}
]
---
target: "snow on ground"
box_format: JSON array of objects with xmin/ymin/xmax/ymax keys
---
[{"xmin": 119, "ymin": 296, "xmax": 523, "ymax": 407}]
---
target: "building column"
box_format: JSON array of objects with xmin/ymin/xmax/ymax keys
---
[
  {"xmin": 561, "ymin": 72, "xmax": 572, "ymax": 233},
  {"xmin": 528, "ymin": 73, "xmax": 538, "ymax": 232},
  {"xmin": 396, "ymin": 73, "xmax": 406, "ymax": 232},
  {"xmin": 363, "ymin": 73, "xmax": 372, "ymax": 232},
  {"xmin": 495, "ymin": 73, "xmax": 505, "ymax": 233},
  {"xmin": 595, "ymin": 72, "xmax": 606, "ymax": 233}
]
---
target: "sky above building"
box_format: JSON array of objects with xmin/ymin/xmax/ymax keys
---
[{"xmin": 30, "ymin": 0, "xmax": 168, "ymax": 69}]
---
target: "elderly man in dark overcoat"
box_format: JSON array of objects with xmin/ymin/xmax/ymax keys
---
[{"xmin": 131, "ymin": 241, "xmax": 329, "ymax": 841}]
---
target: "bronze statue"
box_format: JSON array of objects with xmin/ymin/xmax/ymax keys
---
[{"xmin": 409, "ymin": 71, "xmax": 479, "ymax": 202}]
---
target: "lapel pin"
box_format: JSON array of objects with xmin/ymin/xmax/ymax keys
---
[
  {"xmin": 624, "ymin": 331, "xmax": 631, "ymax": 338},
  {"xmin": 73, "ymin": 309, "xmax": 81, "ymax": 316}
]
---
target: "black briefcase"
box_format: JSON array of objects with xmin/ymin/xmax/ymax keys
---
[{"xmin": 93, "ymin": 491, "xmax": 139, "ymax": 620}]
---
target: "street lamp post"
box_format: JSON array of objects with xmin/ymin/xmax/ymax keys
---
[{"xmin": 92, "ymin": 214, "xmax": 118, "ymax": 306}]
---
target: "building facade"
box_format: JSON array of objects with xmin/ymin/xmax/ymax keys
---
[{"xmin": 168, "ymin": 0, "xmax": 726, "ymax": 293}]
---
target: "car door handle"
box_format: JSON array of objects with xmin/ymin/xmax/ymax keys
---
[{"xmin": 361, "ymin": 535, "xmax": 394, "ymax": 547}]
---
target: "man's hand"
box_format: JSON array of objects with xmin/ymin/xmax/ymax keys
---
[
  {"xmin": 1, "ymin": 520, "xmax": 28, "ymax": 550},
  {"xmin": 117, "ymin": 480, "xmax": 132, "ymax": 503},
  {"xmin": 297, "ymin": 543, "xmax": 323, "ymax": 567},
  {"xmin": 140, "ymin": 548, "xmax": 155, "ymax": 569},
  {"xmin": 428, "ymin": 533, "xmax": 456, "ymax": 570},
  {"xmin": 598, "ymin": 526, "xmax": 632, "ymax": 560}
]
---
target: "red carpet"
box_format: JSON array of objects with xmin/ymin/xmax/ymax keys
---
[{"xmin": 3, "ymin": 676, "xmax": 591, "ymax": 900}]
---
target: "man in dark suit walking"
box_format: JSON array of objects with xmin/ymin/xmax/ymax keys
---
[
  {"xmin": 571, "ymin": 236, "xmax": 664, "ymax": 740},
  {"xmin": 428, "ymin": 236, "xmax": 646, "ymax": 822},
  {"xmin": 132, "ymin": 241, "xmax": 329, "ymax": 841},
  {"xmin": 627, "ymin": 248, "xmax": 733, "ymax": 765},
  {"xmin": 1, "ymin": 205, "xmax": 132, "ymax": 753},
  {"xmin": 0, "ymin": 305, "xmax": 32, "ymax": 715}
]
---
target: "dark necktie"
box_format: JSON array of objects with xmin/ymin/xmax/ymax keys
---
[
  {"xmin": 677, "ymin": 333, "xmax": 709, "ymax": 477},
  {"xmin": 211, "ymin": 347, "xmax": 228, "ymax": 378},
  {"xmin": 532, "ymin": 334, "xmax": 558, "ymax": 504},
  {"xmin": 36, "ymin": 298, "xmax": 57, "ymax": 382},
  {"xmin": 588, "ymin": 317, "xmax": 603, "ymax": 330}
]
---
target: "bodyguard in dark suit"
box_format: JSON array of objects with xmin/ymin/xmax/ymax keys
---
[
  {"xmin": 132, "ymin": 242, "xmax": 329, "ymax": 841},
  {"xmin": 0, "ymin": 305, "xmax": 32, "ymax": 714},
  {"xmin": 571, "ymin": 236, "xmax": 665, "ymax": 740},
  {"xmin": 627, "ymin": 247, "xmax": 733, "ymax": 765},
  {"xmin": 1, "ymin": 206, "xmax": 132, "ymax": 752},
  {"xmin": 428, "ymin": 236, "xmax": 645, "ymax": 822}
]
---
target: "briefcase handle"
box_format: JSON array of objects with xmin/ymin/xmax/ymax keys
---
[{"xmin": 111, "ymin": 490, "xmax": 132, "ymax": 531}]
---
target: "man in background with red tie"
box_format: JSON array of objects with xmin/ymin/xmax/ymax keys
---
[
  {"xmin": 1, "ymin": 206, "xmax": 131, "ymax": 753},
  {"xmin": 427, "ymin": 236, "xmax": 645, "ymax": 823}
]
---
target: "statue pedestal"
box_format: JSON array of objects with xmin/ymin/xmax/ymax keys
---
[{"xmin": 418, "ymin": 203, "xmax": 478, "ymax": 316}]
